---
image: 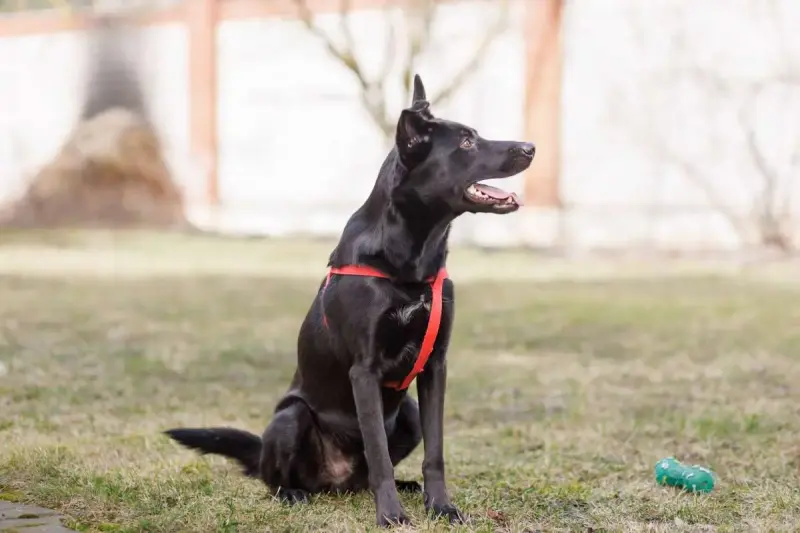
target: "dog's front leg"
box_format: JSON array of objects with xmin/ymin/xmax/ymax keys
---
[
  {"xmin": 349, "ymin": 365, "xmax": 410, "ymax": 527},
  {"xmin": 417, "ymin": 357, "xmax": 465, "ymax": 524}
]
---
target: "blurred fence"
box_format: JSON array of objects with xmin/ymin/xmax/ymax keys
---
[{"xmin": 0, "ymin": 0, "xmax": 797, "ymax": 253}]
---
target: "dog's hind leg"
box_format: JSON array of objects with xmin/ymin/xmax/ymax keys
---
[
  {"xmin": 260, "ymin": 397, "xmax": 323, "ymax": 504},
  {"xmin": 388, "ymin": 395, "xmax": 423, "ymax": 493}
]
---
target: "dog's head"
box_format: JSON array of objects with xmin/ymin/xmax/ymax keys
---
[{"xmin": 392, "ymin": 75, "xmax": 534, "ymax": 215}]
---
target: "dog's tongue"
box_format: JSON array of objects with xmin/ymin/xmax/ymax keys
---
[{"xmin": 474, "ymin": 184, "xmax": 523, "ymax": 205}]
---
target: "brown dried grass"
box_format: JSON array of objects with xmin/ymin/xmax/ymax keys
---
[{"xmin": 1, "ymin": 108, "xmax": 189, "ymax": 230}]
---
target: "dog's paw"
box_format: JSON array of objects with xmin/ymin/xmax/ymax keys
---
[
  {"xmin": 426, "ymin": 502, "xmax": 466, "ymax": 524},
  {"xmin": 377, "ymin": 511, "xmax": 412, "ymax": 528},
  {"xmin": 394, "ymin": 479, "xmax": 422, "ymax": 493},
  {"xmin": 276, "ymin": 488, "xmax": 310, "ymax": 505}
]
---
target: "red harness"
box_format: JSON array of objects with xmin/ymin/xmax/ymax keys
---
[{"xmin": 321, "ymin": 265, "xmax": 448, "ymax": 391}]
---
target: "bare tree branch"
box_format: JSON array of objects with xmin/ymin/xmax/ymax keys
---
[
  {"xmin": 606, "ymin": 86, "xmax": 750, "ymax": 241},
  {"xmin": 637, "ymin": 127, "xmax": 750, "ymax": 241},
  {"xmin": 401, "ymin": 0, "xmax": 436, "ymax": 103},
  {"xmin": 378, "ymin": 8, "xmax": 398, "ymax": 91},
  {"xmin": 783, "ymin": 135, "xmax": 800, "ymax": 226},
  {"xmin": 763, "ymin": 0, "xmax": 799, "ymax": 244},
  {"xmin": 430, "ymin": 0, "xmax": 510, "ymax": 107},
  {"xmin": 615, "ymin": 0, "xmax": 799, "ymax": 252},
  {"xmin": 338, "ymin": 0, "xmax": 356, "ymax": 58},
  {"xmin": 738, "ymin": 88, "xmax": 780, "ymax": 196},
  {"xmin": 662, "ymin": 61, "xmax": 795, "ymax": 250},
  {"xmin": 739, "ymin": 101, "xmax": 788, "ymax": 249},
  {"xmin": 293, "ymin": 0, "xmax": 394, "ymax": 136},
  {"xmin": 294, "ymin": 0, "xmax": 511, "ymax": 140}
]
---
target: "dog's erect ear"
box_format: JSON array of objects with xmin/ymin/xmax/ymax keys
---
[
  {"xmin": 412, "ymin": 74, "xmax": 427, "ymax": 104},
  {"xmin": 396, "ymin": 100, "xmax": 432, "ymax": 167}
]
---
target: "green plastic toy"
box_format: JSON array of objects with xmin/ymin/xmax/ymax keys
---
[{"xmin": 654, "ymin": 457, "xmax": 715, "ymax": 493}]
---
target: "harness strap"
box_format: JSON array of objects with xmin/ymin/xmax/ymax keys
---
[
  {"xmin": 321, "ymin": 265, "xmax": 448, "ymax": 391},
  {"xmin": 322, "ymin": 265, "xmax": 391, "ymax": 328}
]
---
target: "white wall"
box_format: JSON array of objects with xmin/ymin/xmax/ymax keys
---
[
  {"xmin": 0, "ymin": 28, "xmax": 89, "ymax": 203},
  {"xmin": 560, "ymin": 0, "xmax": 800, "ymax": 251},
  {"xmin": 0, "ymin": 0, "xmax": 797, "ymax": 252}
]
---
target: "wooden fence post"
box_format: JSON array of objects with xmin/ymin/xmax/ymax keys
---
[
  {"xmin": 187, "ymin": 0, "xmax": 219, "ymax": 206},
  {"xmin": 523, "ymin": 0, "xmax": 563, "ymax": 208}
]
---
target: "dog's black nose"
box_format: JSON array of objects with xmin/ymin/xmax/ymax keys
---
[
  {"xmin": 511, "ymin": 143, "xmax": 535, "ymax": 158},
  {"xmin": 520, "ymin": 143, "xmax": 535, "ymax": 157}
]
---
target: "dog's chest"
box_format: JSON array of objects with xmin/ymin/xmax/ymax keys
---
[
  {"xmin": 377, "ymin": 282, "xmax": 452, "ymax": 366},
  {"xmin": 391, "ymin": 294, "xmax": 431, "ymax": 326}
]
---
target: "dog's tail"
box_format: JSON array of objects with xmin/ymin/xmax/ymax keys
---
[{"xmin": 164, "ymin": 427, "xmax": 262, "ymax": 478}]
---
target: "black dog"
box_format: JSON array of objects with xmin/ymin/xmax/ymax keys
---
[{"xmin": 165, "ymin": 75, "xmax": 534, "ymax": 527}]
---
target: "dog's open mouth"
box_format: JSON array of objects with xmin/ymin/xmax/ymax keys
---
[{"xmin": 464, "ymin": 183, "xmax": 522, "ymax": 210}]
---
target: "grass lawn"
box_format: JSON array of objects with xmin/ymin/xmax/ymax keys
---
[{"xmin": 1, "ymin": 232, "xmax": 799, "ymax": 532}]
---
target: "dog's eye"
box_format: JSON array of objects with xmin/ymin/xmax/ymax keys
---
[{"xmin": 460, "ymin": 138, "xmax": 474, "ymax": 149}]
